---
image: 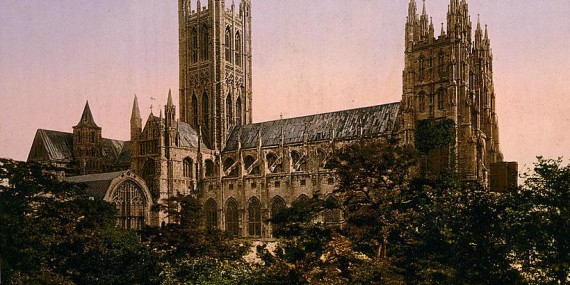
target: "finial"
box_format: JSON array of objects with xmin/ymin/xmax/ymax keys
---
[
  {"xmin": 484, "ymin": 24, "xmax": 489, "ymax": 40},
  {"xmin": 422, "ymin": 0, "xmax": 426, "ymax": 15}
]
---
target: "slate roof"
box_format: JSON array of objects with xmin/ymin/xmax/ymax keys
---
[
  {"xmin": 224, "ymin": 102, "xmax": 400, "ymax": 151},
  {"xmin": 143, "ymin": 115, "xmax": 210, "ymax": 150},
  {"xmin": 27, "ymin": 129, "xmax": 131, "ymax": 169},
  {"xmin": 28, "ymin": 129, "xmax": 74, "ymax": 163},
  {"xmin": 179, "ymin": 121, "xmax": 210, "ymax": 150},
  {"xmin": 66, "ymin": 171, "xmax": 127, "ymax": 199}
]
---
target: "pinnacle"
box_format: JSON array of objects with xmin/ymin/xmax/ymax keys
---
[
  {"xmin": 131, "ymin": 94, "xmax": 141, "ymax": 120},
  {"xmin": 167, "ymin": 89, "xmax": 174, "ymax": 106}
]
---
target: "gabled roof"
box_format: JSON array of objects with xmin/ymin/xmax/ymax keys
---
[
  {"xmin": 66, "ymin": 170, "xmax": 127, "ymax": 199},
  {"xmin": 224, "ymin": 102, "xmax": 400, "ymax": 151},
  {"xmin": 27, "ymin": 129, "xmax": 74, "ymax": 163},
  {"xmin": 27, "ymin": 129, "xmax": 131, "ymax": 170}
]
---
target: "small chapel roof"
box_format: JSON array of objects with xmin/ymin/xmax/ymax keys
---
[
  {"xmin": 27, "ymin": 129, "xmax": 131, "ymax": 169},
  {"xmin": 66, "ymin": 170, "xmax": 129, "ymax": 199},
  {"xmin": 224, "ymin": 102, "xmax": 400, "ymax": 151}
]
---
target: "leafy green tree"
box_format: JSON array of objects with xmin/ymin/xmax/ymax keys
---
[
  {"xmin": 330, "ymin": 139, "xmax": 418, "ymax": 259},
  {"xmin": 143, "ymin": 194, "xmax": 250, "ymax": 284},
  {"xmin": 0, "ymin": 159, "xmax": 159, "ymax": 284},
  {"xmin": 504, "ymin": 157, "xmax": 570, "ymax": 284}
]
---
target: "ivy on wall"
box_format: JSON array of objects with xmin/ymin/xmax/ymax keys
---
[{"xmin": 415, "ymin": 119, "xmax": 456, "ymax": 154}]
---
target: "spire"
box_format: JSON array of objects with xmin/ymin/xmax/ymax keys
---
[
  {"xmin": 422, "ymin": 0, "xmax": 426, "ymax": 16},
  {"xmin": 475, "ymin": 14, "xmax": 483, "ymax": 48},
  {"xmin": 76, "ymin": 101, "xmax": 99, "ymax": 128},
  {"xmin": 441, "ymin": 22, "xmax": 445, "ymax": 36},
  {"xmin": 131, "ymin": 95, "xmax": 141, "ymax": 122},
  {"xmin": 167, "ymin": 89, "xmax": 174, "ymax": 106},
  {"xmin": 131, "ymin": 95, "xmax": 142, "ymax": 141}
]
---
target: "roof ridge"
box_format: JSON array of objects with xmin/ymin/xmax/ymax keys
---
[{"xmin": 244, "ymin": 102, "xmax": 401, "ymax": 127}]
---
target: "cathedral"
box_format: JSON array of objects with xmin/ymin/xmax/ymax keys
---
[{"xmin": 27, "ymin": 0, "xmax": 517, "ymax": 237}]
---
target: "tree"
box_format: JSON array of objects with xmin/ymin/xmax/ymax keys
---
[
  {"xmin": 330, "ymin": 139, "xmax": 418, "ymax": 260},
  {"xmin": 504, "ymin": 157, "xmax": 570, "ymax": 284},
  {"xmin": 0, "ymin": 159, "xmax": 159, "ymax": 284},
  {"xmin": 143, "ymin": 194, "xmax": 251, "ymax": 284}
]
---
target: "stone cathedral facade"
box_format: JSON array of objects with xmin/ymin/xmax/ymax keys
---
[{"xmin": 27, "ymin": 0, "xmax": 517, "ymax": 237}]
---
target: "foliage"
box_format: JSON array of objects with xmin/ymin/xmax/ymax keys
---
[
  {"xmin": 142, "ymin": 194, "xmax": 251, "ymax": 285},
  {"xmin": 503, "ymin": 157, "xmax": 570, "ymax": 284},
  {"xmin": 0, "ymin": 158, "xmax": 160, "ymax": 284},
  {"xmin": 415, "ymin": 119, "xmax": 456, "ymax": 154},
  {"xmin": 267, "ymin": 140, "xmax": 524, "ymax": 284}
]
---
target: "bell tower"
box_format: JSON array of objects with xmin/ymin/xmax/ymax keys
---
[
  {"xmin": 72, "ymin": 101, "xmax": 103, "ymax": 174},
  {"xmin": 178, "ymin": 0, "xmax": 253, "ymax": 151},
  {"xmin": 401, "ymin": 0, "xmax": 503, "ymax": 183}
]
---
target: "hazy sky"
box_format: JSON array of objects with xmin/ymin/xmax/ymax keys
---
[{"xmin": 1, "ymin": 0, "xmax": 569, "ymax": 171}]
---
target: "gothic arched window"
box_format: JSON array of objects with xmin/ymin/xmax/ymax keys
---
[
  {"xmin": 419, "ymin": 57, "xmax": 425, "ymax": 80},
  {"xmin": 248, "ymin": 197, "xmax": 262, "ymax": 237},
  {"xmin": 183, "ymin": 157, "xmax": 193, "ymax": 178},
  {"xmin": 226, "ymin": 93, "xmax": 233, "ymax": 130},
  {"xmin": 235, "ymin": 32, "xmax": 242, "ymax": 66},
  {"xmin": 438, "ymin": 52, "xmax": 445, "ymax": 75},
  {"xmin": 419, "ymin": 92, "xmax": 426, "ymax": 113},
  {"xmin": 293, "ymin": 194, "xmax": 310, "ymax": 206},
  {"xmin": 205, "ymin": 159, "xmax": 215, "ymax": 177},
  {"xmin": 437, "ymin": 89, "xmax": 445, "ymax": 110},
  {"xmin": 224, "ymin": 157, "xmax": 238, "ymax": 177},
  {"xmin": 266, "ymin": 153, "xmax": 282, "ymax": 173},
  {"xmin": 204, "ymin": 198, "xmax": 218, "ymax": 230},
  {"xmin": 270, "ymin": 196, "xmax": 286, "ymax": 236},
  {"xmin": 192, "ymin": 93, "xmax": 198, "ymax": 126},
  {"xmin": 202, "ymin": 92, "xmax": 209, "ymax": 131},
  {"xmin": 244, "ymin": 155, "xmax": 259, "ymax": 175},
  {"xmin": 191, "ymin": 28, "xmax": 198, "ymax": 63},
  {"xmin": 201, "ymin": 25, "xmax": 209, "ymax": 60},
  {"xmin": 225, "ymin": 198, "xmax": 239, "ymax": 236},
  {"xmin": 225, "ymin": 27, "xmax": 232, "ymax": 62},
  {"xmin": 111, "ymin": 180, "xmax": 147, "ymax": 230},
  {"xmin": 291, "ymin": 151, "xmax": 307, "ymax": 172},
  {"xmin": 142, "ymin": 160, "xmax": 156, "ymax": 197},
  {"xmin": 236, "ymin": 96, "xmax": 242, "ymax": 126}
]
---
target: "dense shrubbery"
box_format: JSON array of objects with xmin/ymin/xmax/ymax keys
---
[{"xmin": 1, "ymin": 148, "xmax": 568, "ymax": 284}]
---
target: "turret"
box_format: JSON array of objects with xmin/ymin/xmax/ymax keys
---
[{"xmin": 72, "ymin": 101, "xmax": 103, "ymax": 174}]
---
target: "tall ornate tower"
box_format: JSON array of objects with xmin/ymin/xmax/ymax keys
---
[
  {"xmin": 72, "ymin": 101, "xmax": 103, "ymax": 174},
  {"xmin": 178, "ymin": 0, "xmax": 253, "ymax": 151},
  {"xmin": 401, "ymin": 0, "xmax": 502, "ymax": 184}
]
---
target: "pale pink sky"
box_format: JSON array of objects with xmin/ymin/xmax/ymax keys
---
[{"xmin": 1, "ymin": 0, "xmax": 569, "ymax": 171}]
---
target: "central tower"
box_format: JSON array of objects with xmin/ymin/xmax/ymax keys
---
[{"xmin": 178, "ymin": 0, "xmax": 253, "ymax": 151}]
